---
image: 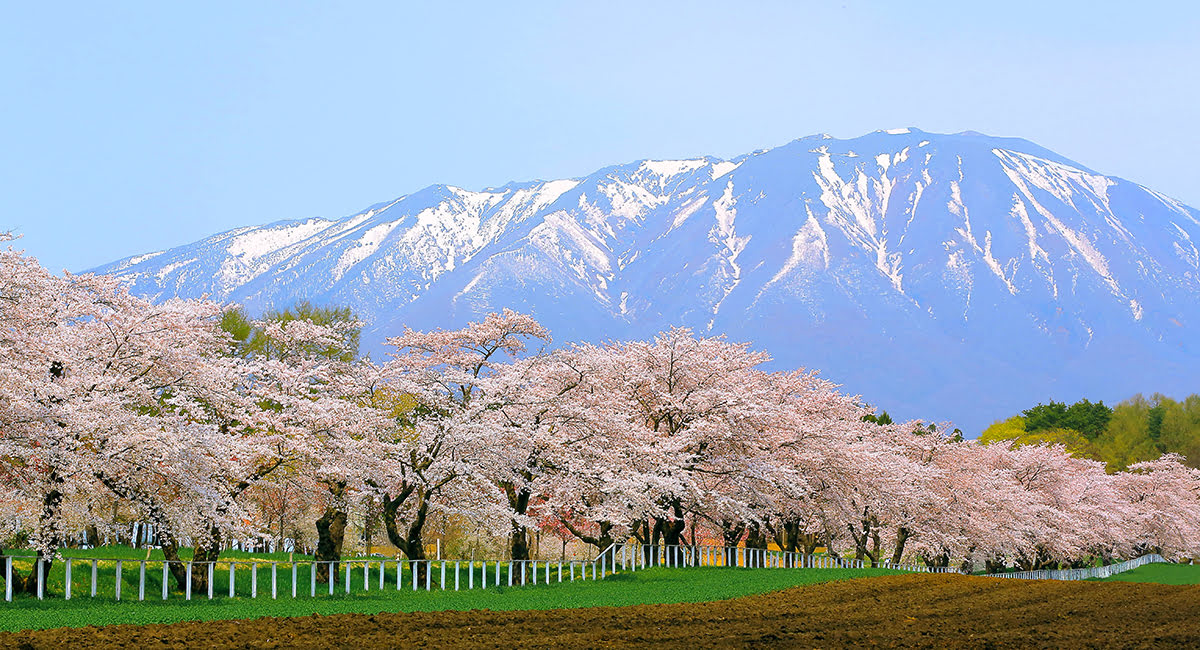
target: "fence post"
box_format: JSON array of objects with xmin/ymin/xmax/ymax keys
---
[
  {"xmin": 207, "ymin": 563, "xmax": 214, "ymax": 600},
  {"xmin": 379, "ymin": 561, "xmax": 385, "ymax": 591},
  {"xmin": 293, "ymin": 562, "xmax": 297, "ymax": 599},
  {"xmin": 396, "ymin": 560, "xmax": 401, "ymax": 591},
  {"xmin": 363, "ymin": 561, "xmax": 369, "ymax": 591},
  {"xmin": 272, "ymin": 562, "xmax": 278, "ymax": 599},
  {"xmin": 5, "ymin": 556, "xmax": 11, "ymax": 602},
  {"xmin": 345, "ymin": 560, "xmax": 351, "ymax": 594},
  {"xmin": 161, "ymin": 562, "xmax": 169, "ymax": 600},
  {"xmin": 183, "ymin": 562, "xmax": 191, "ymax": 600},
  {"xmin": 440, "ymin": 561, "xmax": 446, "ymax": 591},
  {"xmin": 508, "ymin": 562, "xmax": 514, "ymax": 587},
  {"xmin": 455, "ymin": 561, "xmax": 460, "ymax": 591},
  {"xmin": 34, "ymin": 559, "xmax": 44, "ymax": 600},
  {"xmin": 115, "ymin": 560, "xmax": 122, "ymax": 601},
  {"xmin": 139, "ymin": 561, "xmax": 146, "ymax": 601},
  {"xmin": 229, "ymin": 562, "xmax": 236, "ymax": 598},
  {"xmin": 601, "ymin": 553, "xmax": 607, "ymax": 578},
  {"xmin": 312, "ymin": 562, "xmax": 317, "ymax": 597},
  {"xmin": 426, "ymin": 561, "xmax": 432, "ymax": 591},
  {"xmin": 252, "ymin": 562, "xmax": 258, "ymax": 598},
  {"xmin": 91, "ymin": 559, "xmax": 97, "ymax": 597},
  {"xmin": 558, "ymin": 562, "xmax": 562, "ymax": 583}
]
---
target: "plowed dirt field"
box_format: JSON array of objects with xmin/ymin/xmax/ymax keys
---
[{"xmin": 2, "ymin": 573, "xmax": 1198, "ymax": 648}]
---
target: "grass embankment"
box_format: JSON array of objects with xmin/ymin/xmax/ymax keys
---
[
  {"xmin": 0, "ymin": 565, "xmax": 894, "ymax": 632},
  {"xmin": 1093, "ymin": 562, "xmax": 1200, "ymax": 585}
]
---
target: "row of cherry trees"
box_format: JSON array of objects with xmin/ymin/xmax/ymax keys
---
[{"xmin": 2, "ymin": 240, "xmax": 1199, "ymax": 593}]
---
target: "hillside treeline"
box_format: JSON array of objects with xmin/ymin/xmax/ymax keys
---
[{"xmin": 982, "ymin": 396, "xmax": 1200, "ymax": 471}]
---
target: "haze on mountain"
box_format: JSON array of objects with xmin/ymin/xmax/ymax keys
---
[{"xmin": 94, "ymin": 129, "xmax": 1200, "ymax": 435}]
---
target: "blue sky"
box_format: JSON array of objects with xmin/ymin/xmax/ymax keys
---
[{"xmin": 4, "ymin": 1, "xmax": 1198, "ymax": 273}]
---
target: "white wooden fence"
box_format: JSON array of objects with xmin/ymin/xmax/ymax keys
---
[
  {"xmin": 606, "ymin": 542, "xmax": 958, "ymax": 574},
  {"xmin": 9, "ymin": 541, "xmax": 1158, "ymax": 603},
  {"xmin": 0, "ymin": 541, "xmax": 926, "ymax": 602},
  {"xmin": 1, "ymin": 553, "xmax": 624, "ymax": 602},
  {"xmin": 990, "ymin": 553, "xmax": 1168, "ymax": 581}
]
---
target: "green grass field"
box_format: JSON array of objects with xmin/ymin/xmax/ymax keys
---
[
  {"xmin": 0, "ymin": 565, "xmax": 894, "ymax": 632},
  {"xmin": 1093, "ymin": 562, "xmax": 1200, "ymax": 585}
]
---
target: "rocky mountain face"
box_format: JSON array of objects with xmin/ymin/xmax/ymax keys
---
[{"xmin": 95, "ymin": 129, "xmax": 1200, "ymax": 433}]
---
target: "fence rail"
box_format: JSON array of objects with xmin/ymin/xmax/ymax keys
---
[{"xmin": 990, "ymin": 553, "xmax": 1168, "ymax": 581}]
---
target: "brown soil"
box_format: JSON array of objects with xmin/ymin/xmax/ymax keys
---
[{"xmin": 2, "ymin": 574, "xmax": 1198, "ymax": 649}]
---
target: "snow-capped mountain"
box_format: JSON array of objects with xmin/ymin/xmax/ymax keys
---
[{"xmin": 94, "ymin": 129, "xmax": 1200, "ymax": 434}]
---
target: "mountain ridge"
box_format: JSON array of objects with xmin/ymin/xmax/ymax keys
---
[{"xmin": 94, "ymin": 129, "xmax": 1200, "ymax": 434}]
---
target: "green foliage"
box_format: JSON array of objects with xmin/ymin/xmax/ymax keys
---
[
  {"xmin": 861, "ymin": 411, "xmax": 893, "ymax": 425},
  {"xmin": 1022, "ymin": 399, "xmax": 1111, "ymax": 440},
  {"xmin": 989, "ymin": 393, "xmax": 1200, "ymax": 472},
  {"xmin": 0, "ymin": 566, "xmax": 892, "ymax": 632},
  {"xmin": 980, "ymin": 416, "xmax": 1097, "ymax": 458},
  {"xmin": 219, "ymin": 308, "xmax": 255, "ymax": 353},
  {"xmin": 221, "ymin": 301, "xmax": 360, "ymax": 362},
  {"xmin": 980, "ymin": 416, "xmax": 1027, "ymax": 444}
]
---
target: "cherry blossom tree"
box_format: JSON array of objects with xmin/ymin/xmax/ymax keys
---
[
  {"xmin": 0, "ymin": 242, "xmax": 248, "ymax": 592},
  {"xmin": 376, "ymin": 310, "xmax": 550, "ymax": 564},
  {"xmin": 1114, "ymin": 454, "xmax": 1200, "ymax": 560},
  {"xmin": 5, "ymin": 246, "xmax": 1196, "ymax": 588}
]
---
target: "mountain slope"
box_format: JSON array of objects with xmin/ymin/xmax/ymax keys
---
[{"xmin": 95, "ymin": 129, "xmax": 1200, "ymax": 434}]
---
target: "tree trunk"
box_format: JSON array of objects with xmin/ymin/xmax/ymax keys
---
[
  {"xmin": 381, "ymin": 485, "xmax": 433, "ymax": 585},
  {"xmin": 315, "ymin": 504, "xmax": 347, "ymax": 584},
  {"xmin": 559, "ymin": 519, "xmax": 614, "ymax": 553},
  {"xmin": 847, "ymin": 510, "xmax": 874, "ymax": 566},
  {"xmin": 630, "ymin": 519, "xmax": 652, "ymax": 566},
  {"xmin": 869, "ymin": 517, "xmax": 882, "ymax": 568},
  {"xmin": 84, "ymin": 525, "xmax": 100, "ymax": 548},
  {"xmin": 800, "ymin": 532, "xmax": 820, "ymax": 555},
  {"xmin": 9, "ymin": 483, "xmax": 65, "ymax": 595},
  {"xmin": 769, "ymin": 518, "xmax": 801, "ymax": 553},
  {"xmin": 653, "ymin": 499, "xmax": 687, "ymax": 564},
  {"xmin": 506, "ymin": 482, "xmax": 532, "ymax": 563},
  {"xmin": 721, "ymin": 520, "xmax": 745, "ymax": 567},
  {"xmin": 159, "ymin": 525, "xmax": 221, "ymax": 594},
  {"xmin": 824, "ymin": 529, "xmax": 841, "ymax": 567},
  {"xmin": 650, "ymin": 519, "xmax": 662, "ymax": 567},
  {"xmin": 890, "ymin": 526, "xmax": 911, "ymax": 565}
]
